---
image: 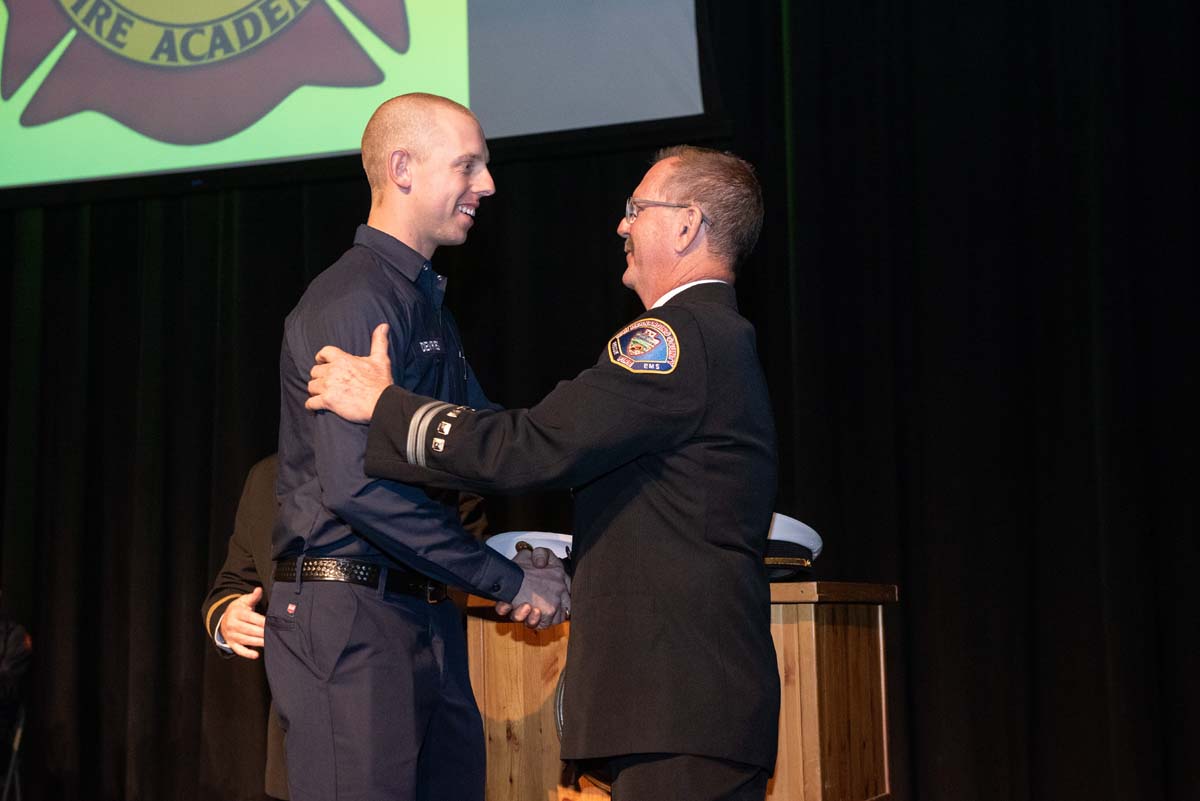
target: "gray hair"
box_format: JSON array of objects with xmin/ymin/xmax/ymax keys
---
[{"xmin": 653, "ymin": 145, "xmax": 764, "ymax": 268}]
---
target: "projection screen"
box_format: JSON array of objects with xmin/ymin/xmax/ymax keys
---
[{"xmin": 0, "ymin": 0, "xmax": 704, "ymax": 189}]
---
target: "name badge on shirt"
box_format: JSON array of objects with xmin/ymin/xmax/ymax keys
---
[{"xmin": 417, "ymin": 340, "xmax": 444, "ymax": 354}]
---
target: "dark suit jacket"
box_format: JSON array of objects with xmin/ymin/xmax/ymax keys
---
[
  {"xmin": 363, "ymin": 283, "xmax": 781, "ymax": 769},
  {"xmin": 201, "ymin": 454, "xmax": 289, "ymax": 800},
  {"xmin": 203, "ymin": 456, "xmax": 280, "ymax": 646}
]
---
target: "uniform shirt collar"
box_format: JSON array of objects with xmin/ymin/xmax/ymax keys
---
[
  {"xmin": 651, "ymin": 279, "xmax": 730, "ymax": 309},
  {"xmin": 354, "ymin": 224, "xmax": 447, "ymax": 307}
]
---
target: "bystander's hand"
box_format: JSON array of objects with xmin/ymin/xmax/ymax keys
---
[{"xmin": 220, "ymin": 586, "xmax": 267, "ymax": 660}]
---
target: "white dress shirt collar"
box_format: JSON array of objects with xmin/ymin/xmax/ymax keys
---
[{"xmin": 651, "ymin": 279, "xmax": 730, "ymax": 309}]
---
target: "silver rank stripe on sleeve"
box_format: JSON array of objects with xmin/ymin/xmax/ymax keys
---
[
  {"xmin": 406, "ymin": 402, "xmax": 469, "ymax": 467},
  {"xmin": 407, "ymin": 401, "xmax": 453, "ymax": 467}
]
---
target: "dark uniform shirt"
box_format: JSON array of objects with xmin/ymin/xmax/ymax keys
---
[{"xmin": 275, "ymin": 224, "xmax": 523, "ymax": 601}]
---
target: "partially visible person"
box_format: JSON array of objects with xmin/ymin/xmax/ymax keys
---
[
  {"xmin": 0, "ymin": 601, "xmax": 32, "ymax": 778},
  {"xmin": 270, "ymin": 92, "xmax": 569, "ymax": 801},
  {"xmin": 201, "ymin": 454, "xmax": 288, "ymax": 800},
  {"xmin": 305, "ymin": 146, "xmax": 780, "ymax": 801}
]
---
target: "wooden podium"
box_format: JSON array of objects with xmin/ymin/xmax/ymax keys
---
[{"xmin": 466, "ymin": 582, "xmax": 898, "ymax": 801}]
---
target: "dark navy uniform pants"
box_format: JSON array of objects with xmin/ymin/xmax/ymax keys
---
[{"xmin": 264, "ymin": 574, "xmax": 484, "ymax": 801}]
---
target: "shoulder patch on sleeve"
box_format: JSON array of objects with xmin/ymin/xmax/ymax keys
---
[{"xmin": 607, "ymin": 317, "xmax": 680, "ymax": 374}]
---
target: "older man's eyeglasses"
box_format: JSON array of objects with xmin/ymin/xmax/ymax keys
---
[{"xmin": 625, "ymin": 197, "xmax": 713, "ymax": 228}]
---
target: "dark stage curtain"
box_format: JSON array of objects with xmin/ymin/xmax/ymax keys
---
[
  {"xmin": 774, "ymin": 1, "xmax": 1198, "ymax": 799},
  {"xmin": 1, "ymin": 1, "xmax": 1196, "ymax": 800}
]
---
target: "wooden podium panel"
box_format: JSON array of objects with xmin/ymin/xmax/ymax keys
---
[
  {"xmin": 767, "ymin": 583, "xmax": 896, "ymax": 801},
  {"xmin": 464, "ymin": 609, "xmax": 597, "ymax": 801},
  {"xmin": 466, "ymin": 582, "xmax": 897, "ymax": 801}
]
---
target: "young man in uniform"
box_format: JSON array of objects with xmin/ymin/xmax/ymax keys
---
[{"xmin": 269, "ymin": 93, "xmax": 569, "ymax": 801}]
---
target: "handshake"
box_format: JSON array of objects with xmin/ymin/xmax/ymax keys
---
[{"xmin": 498, "ymin": 544, "xmax": 571, "ymax": 630}]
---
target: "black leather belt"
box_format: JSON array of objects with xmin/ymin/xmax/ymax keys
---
[{"xmin": 274, "ymin": 557, "xmax": 447, "ymax": 603}]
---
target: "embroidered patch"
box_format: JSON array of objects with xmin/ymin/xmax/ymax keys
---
[
  {"xmin": 608, "ymin": 318, "xmax": 680, "ymax": 374},
  {"xmin": 417, "ymin": 340, "xmax": 443, "ymax": 354}
]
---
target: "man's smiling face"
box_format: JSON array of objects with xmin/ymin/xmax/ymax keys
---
[
  {"xmin": 407, "ymin": 107, "xmax": 495, "ymax": 258},
  {"xmin": 617, "ymin": 158, "xmax": 681, "ymax": 299}
]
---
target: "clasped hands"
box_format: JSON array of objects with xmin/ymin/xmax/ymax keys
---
[{"xmin": 501, "ymin": 546, "xmax": 571, "ymax": 630}]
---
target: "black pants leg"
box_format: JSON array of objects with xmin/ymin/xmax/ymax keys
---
[{"xmin": 609, "ymin": 753, "xmax": 769, "ymax": 801}]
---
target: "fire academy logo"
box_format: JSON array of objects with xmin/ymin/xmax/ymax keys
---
[
  {"xmin": 57, "ymin": 0, "xmax": 315, "ymax": 67},
  {"xmin": 1, "ymin": 0, "xmax": 412, "ymax": 143},
  {"xmin": 608, "ymin": 318, "xmax": 680, "ymax": 375}
]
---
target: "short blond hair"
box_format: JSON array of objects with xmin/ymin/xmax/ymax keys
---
[
  {"xmin": 654, "ymin": 146, "xmax": 764, "ymax": 268},
  {"xmin": 361, "ymin": 93, "xmax": 477, "ymax": 195}
]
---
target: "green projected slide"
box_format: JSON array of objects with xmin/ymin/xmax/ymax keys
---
[{"xmin": 0, "ymin": 0, "xmax": 468, "ymax": 189}]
